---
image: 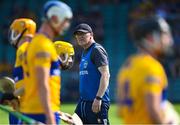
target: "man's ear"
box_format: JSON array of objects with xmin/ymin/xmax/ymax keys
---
[
  {"xmin": 50, "ymin": 15, "xmax": 59, "ymax": 25},
  {"xmin": 90, "ymin": 33, "xmax": 93, "ymax": 39},
  {"xmin": 146, "ymin": 34, "xmax": 154, "ymax": 43},
  {"xmin": 90, "ymin": 32, "xmax": 93, "ymax": 36}
]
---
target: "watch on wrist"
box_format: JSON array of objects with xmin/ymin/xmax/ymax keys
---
[{"xmin": 95, "ymin": 96, "xmax": 102, "ymax": 100}]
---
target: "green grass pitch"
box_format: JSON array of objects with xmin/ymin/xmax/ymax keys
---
[{"xmin": 0, "ymin": 103, "xmax": 180, "ymax": 124}]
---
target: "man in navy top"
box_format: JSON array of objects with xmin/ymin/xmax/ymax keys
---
[{"xmin": 74, "ymin": 23, "xmax": 110, "ymax": 124}]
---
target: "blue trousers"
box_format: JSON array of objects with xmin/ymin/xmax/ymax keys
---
[{"xmin": 75, "ymin": 99, "xmax": 110, "ymax": 124}]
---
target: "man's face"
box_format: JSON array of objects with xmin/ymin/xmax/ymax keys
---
[
  {"xmin": 59, "ymin": 53, "xmax": 74, "ymax": 70},
  {"xmin": 145, "ymin": 31, "xmax": 173, "ymax": 56},
  {"xmin": 160, "ymin": 32, "xmax": 173, "ymax": 54},
  {"xmin": 75, "ymin": 32, "xmax": 92, "ymax": 47},
  {"xmin": 50, "ymin": 16, "xmax": 71, "ymax": 36},
  {"xmin": 56, "ymin": 19, "xmax": 71, "ymax": 35}
]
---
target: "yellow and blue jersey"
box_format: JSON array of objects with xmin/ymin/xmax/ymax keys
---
[
  {"xmin": 11, "ymin": 42, "xmax": 29, "ymax": 124},
  {"xmin": 20, "ymin": 34, "xmax": 61, "ymax": 114},
  {"xmin": 117, "ymin": 53, "xmax": 168, "ymax": 124},
  {"xmin": 13, "ymin": 42, "xmax": 29, "ymax": 90}
]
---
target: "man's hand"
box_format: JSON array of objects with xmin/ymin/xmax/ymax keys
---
[
  {"xmin": 10, "ymin": 99, "xmax": 20, "ymax": 111},
  {"xmin": 0, "ymin": 93, "xmax": 20, "ymax": 110},
  {"xmin": 59, "ymin": 112, "xmax": 75, "ymax": 124},
  {"xmin": 92, "ymin": 98, "xmax": 102, "ymax": 113}
]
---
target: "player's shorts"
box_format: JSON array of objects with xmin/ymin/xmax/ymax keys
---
[
  {"xmin": 18, "ymin": 112, "xmax": 61, "ymax": 124},
  {"xmin": 9, "ymin": 113, "xmax": 18, "ymax": 125},
  {"xmin": 75, "ymin": 99, "xmax": 110, "ymax": 125}
]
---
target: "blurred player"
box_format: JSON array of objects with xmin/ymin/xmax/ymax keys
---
[
  {"xmin": 54, "ymin": 41, "xmax": 75, "ymax": 70},
  {"xmin": 117, "ymin": 17, "xmax": 180, "ymax": 124},
  {"xmin": 20, "ymin": 1, "xmax": 73, "ymax": 124},
  {"xmin": 8, "ymin": 18, "xmax": 36, "ymax": 124},
  {"xmin": 9, "ymin": 18, "xmax": 36, "ymax": 96},
  {"xmin": 54, "ymin": 41, "xmax": 80, "ymax": 124}
]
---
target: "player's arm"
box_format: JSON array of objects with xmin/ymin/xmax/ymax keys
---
[
  {"xmin": 13, "ymin": 66, "xmax": 25, "ymax": 97},
  {"xmin": 144, "ymin": 75, "xmax": 166, "ymax": 123},
  {"xmin": 35, "ymin": 66, "xmax": 55, "ymax": 123},
  {"xmin": 8, "ymin": 52, "xmax": 24, "ymax": 109},
  {"xmin": 93, "ymin": 47, "xmax": 110, "ymax": 98},
  {"xmin": 96, "ymin": 65, "xmax": 110, "ymax": 98},
  {"xmin": 13, "ymin": 49, "xmax": 25, "ymax": 97},
  {"xmin": 145, "ymin": 92, "xmax": 165, "ymax": 123},
  {"xmin": 91, "ymin": 47, "xmax": 110, "ymax": 113},
  {"xmin": 92, "ymin": 65, "xmax": 110, "ymax": 113},
  {"xmin": 34, "ymin": 51, "xmax": 55, "ymax": 124},
  {"xmin": 116, "ymin": 71, "xmax": 124, "ymax": 117}
]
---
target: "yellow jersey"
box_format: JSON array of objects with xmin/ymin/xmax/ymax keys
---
[
  {"xmin": 20, "ymin": 34, "xmax": 61, "ymax": 113},
  {"xmin": 13, "ymin": 42, "xmax": 29, "ymax": 111},
  {"xmin": 117, "ymin": 53, "xmax": 168, "ymax": 124},
  {"xmin": 13, "ymin": 42, "xmax": 29, "ymax": 90}
]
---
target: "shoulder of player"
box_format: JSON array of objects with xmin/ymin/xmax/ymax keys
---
[
  {"xmin": 17, "ymin": 42, "xmax": 29, "ymax": 54},
  {"xmin": 16, "ymin": 42, "xmax": 29, "ymax": 61},
  {"xmin": 32, "ymin": 34, "xmax": 54, "ymax": 49},
  {"xmin": 93, "ymin": 43, "xmax": 106, "ymax": 51},
  {"xmin": 92, "ymin": 43, "xmax": 108, "ymax": 56},
  {"xmin": 136, "ymin": 54, "xmax": 164, "ymax": 73},
  {"xmin": 29, "ymin": 34, "xmax": 56, "ymax": 59},
  {"xmin": 145, "ymin": 55, "xmax": 163, "ymax": 68}
]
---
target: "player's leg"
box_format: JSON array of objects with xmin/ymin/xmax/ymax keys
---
[
  {"xmin": 85, "ymin": 101, "xmax": 110, "ymax": 125},
  {"xmin": 98, "ymin": 101, "xmax": 110, "ymax": 125},
  {"xmin": 84, "ymin": 101, "xmax": 99, "ymax": 124},
  {"xmin": 74, "ymin": 99, "xmax": 86, "ymax": 123}
]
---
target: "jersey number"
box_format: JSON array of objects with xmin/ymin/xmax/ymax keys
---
[{"xmin": 121, "ymin": 80, "xmax": 133, "ymax": 108}]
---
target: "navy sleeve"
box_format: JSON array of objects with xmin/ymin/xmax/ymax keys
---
[{"xmin": 91, "ymin": 44, "xmax": 109, "ymax": 68}]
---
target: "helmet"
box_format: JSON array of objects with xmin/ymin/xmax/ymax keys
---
[
  {"xmin": 9, "ymin": 18, "xmax": 36, "ymax": 47},
  {"xmin": 43, "ymin": 1, "xmax": 73, "ymax": 28},
  {"xmin": 54, "ymin": 41, "xmax": 74, "ymax": 57},
  {"xmin": 54, "ymin": 41, "xmax": 75, "ymax": 70}
]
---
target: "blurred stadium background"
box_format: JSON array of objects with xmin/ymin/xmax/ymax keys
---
[{"xmin": 0, "ymin": 0, "xmax": 180, "ymax": 124}]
